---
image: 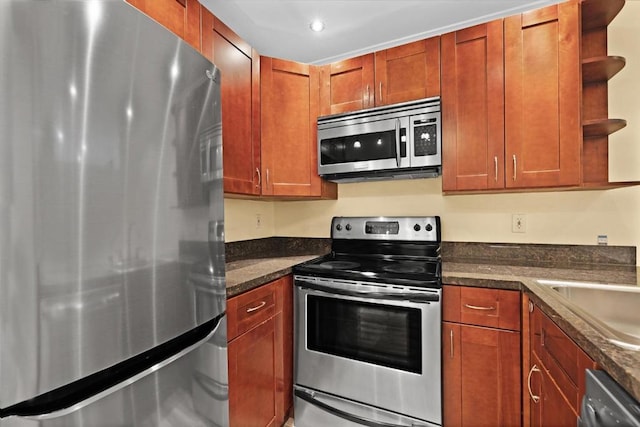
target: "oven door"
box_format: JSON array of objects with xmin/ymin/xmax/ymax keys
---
[
  {"xmin": 294, "ymin": 276, "xmax": 441, "ymax": 425},
  {"xmin": 318, "ymin": 116, "xmax": 410, "ymax": 176}
]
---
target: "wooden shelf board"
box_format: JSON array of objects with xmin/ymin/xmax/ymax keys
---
[
  {"xmin": 583, "ymin": 119, "xmax": 627, "ymax": 138},
  {"xmin": 582, "ymin": 0, "xmax": 625, "ymax": 31},
  {"xmin": 582, "ymin": 56, "xmax": 626, "ymax": 83},
  {"xmin": 581, "ymin": 181, "xmax": 640, "ymax": 190}
]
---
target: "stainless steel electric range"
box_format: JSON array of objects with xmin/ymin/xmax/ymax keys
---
[{"xmin": 293, "ymin": 216, "xmax": 442, "ymax": 427}]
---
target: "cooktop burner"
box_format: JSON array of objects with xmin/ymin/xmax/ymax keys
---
[
  {"xmin": 295, "ymin": 254, "xmax": 440, "ymax": 287},
  {"xmin": 382, "ymin": 262, "xmax": 428, "ymax": 275},
  {"xmin": 316, "ymin": 261, "xmax": 361, "ymax": 270}
]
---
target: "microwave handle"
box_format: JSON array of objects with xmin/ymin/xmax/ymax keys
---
[{"xmin": 395, "ymin": 118, "xmax": 401, "ymax": 167}]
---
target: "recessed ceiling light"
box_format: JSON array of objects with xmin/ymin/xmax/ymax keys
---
[{"xmin": 310, "ymin": 20, "xmax": 325, "ymax": 32}]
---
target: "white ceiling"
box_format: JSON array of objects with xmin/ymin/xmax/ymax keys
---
[{"xmin": 200, "ymin": 0, "xmax": 566, "ymax": 65}]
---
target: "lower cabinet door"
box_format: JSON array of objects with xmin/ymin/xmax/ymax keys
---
[
  {"xmin": 443, "ymin": 322, "xmax": 521, "ymax": 427},
  {"xmin": 228, "ymin": 317, "xmax": 277, "ymax": 427},
  {"xmin": 540, "ymin": 363, "xmax": 578, "ymax": 427}
]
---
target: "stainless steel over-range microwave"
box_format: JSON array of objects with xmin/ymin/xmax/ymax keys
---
[{"xmin": 317, "ymin": 97, "xmax": 441, "ymax": 182}]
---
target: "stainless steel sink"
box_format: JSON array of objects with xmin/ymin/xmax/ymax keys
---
[{"xmin": 537, "ymin": 279, "xmax": 640, "ymax": 351}]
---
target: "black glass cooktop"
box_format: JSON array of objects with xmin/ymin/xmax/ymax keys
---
[{"xmin": 293, "ymin": 253, "xmax": 441, "ymax": 288}]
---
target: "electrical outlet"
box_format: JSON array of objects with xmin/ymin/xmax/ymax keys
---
[
  {"xmin": 256, "ymin": 214, "xmax": 262, "ymax": 229},
  {"xmin": 512, "ymin": 214, "xmax": 526, "ymax": 233}
]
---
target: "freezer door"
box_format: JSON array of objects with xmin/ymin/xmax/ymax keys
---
[
  {"xmin": 0, "ymin": 0, "xmax": 225, "ymax": 409},
  {"xmin": 0, "ymin": 316, "xmax": 228, "ymax": 427}
]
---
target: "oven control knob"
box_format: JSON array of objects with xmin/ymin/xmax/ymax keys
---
[
  {"xmin": 414, "ymin": 224, "xmax": 421, "ymax": 231},
  {"xmin": 336, "ymin": 224, "xmax": 342, "ymax": 231},
  {"xmin": 426, "ymin": 224, "xmax": 433, "ymax": 232},
  {"xmin": 345, "ymin": 224, "xmax": 352, "ymax": 231}
]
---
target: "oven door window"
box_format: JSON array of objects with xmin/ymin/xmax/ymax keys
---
[{"xmin": 307, "ymin": 295, "xmax": 422, "ymax": 374}]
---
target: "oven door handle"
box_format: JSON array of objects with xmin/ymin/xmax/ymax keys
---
[
  {"xmin": 296, "ymin": 279, "xmax": 439, "ymax": 303},
  {"xmin": 295, "ymin": 388, "xmax": 431, "ymax": 427}
]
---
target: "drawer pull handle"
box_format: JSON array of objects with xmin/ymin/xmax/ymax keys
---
[
  {"xmin": 450, "ymin": 329, "xmax": 454, "ymax": 359},
  {"xmin": 527, "ymin": 364, "xmax": 541, "ymax": 403},
  {"xmin": 464, "ymin": 304, "xmax": 495, "ymax": 311},
  {"xmin": 246, "ymin": 301, "xmax": 267, "ymax": 313}
]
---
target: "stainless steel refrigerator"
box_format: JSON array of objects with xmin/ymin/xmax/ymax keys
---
[{"xmin": 0, "ymin": 1, "xmax": 228, "ymax": 425}]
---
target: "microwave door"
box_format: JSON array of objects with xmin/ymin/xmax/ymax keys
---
[
  {"xmin": 409, "ymin": 113, "xmax": 442, "ymax": 168},
  {"xmin": 318, "ymin": 118, "xmax": 409, "ymax": 176}
]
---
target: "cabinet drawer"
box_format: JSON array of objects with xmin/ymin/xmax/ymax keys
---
[
  {"xmin": 536, "ymin": 310, "xmax": 596, "ymax": 413},
  {"xmin": 227, "ymin": 283, "xmax": 277, "ymax": 341},
  {"xmin": 443, "ymin": 285, "xmax": 520, "ymax": 331}
]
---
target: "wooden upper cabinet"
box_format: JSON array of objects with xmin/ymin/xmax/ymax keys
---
[
  {"xmin": 505, "ymin": 1, "xmax": 582, "ymax": 189},
  {"xmin": 319, "ymin": 37, "xmax": 440, "ymax": 116},
  {"xmin": 201, "ymin": 11, "xmax": 262, "ymax": 195},
  {"xmin": 125, "ymin": 0, "xmax": 201, "ymax": 51},
  {"xmin": 442, "ymin": 21, "xmax": 504, "ymax": 192},
  {"xmin": 261, "ymin": 57, "xmax": 336, "ymax": 199},
  {"xmin": 374, "ymin": 37, "xmax": 441, "ymax": 106},
  {"xmin": 319, "ymin": 54, "xmax": 374, "ymax": 116}
]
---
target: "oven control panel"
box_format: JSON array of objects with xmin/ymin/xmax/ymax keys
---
[{"xmin": 331, "ymin": 216, "xmax": 440, "ymax": 242}]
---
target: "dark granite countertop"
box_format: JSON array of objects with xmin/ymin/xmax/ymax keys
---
[
  {"xmin": 443, "ymin": 262, "xmax": 640, "ymax": 404},
  {"xmin": 222, "ymin": 238, "xmax": 640, "ymax": 403},
  {"xmin": 225, "ymin": 255, "xmax": 322, "ymax": 298}
]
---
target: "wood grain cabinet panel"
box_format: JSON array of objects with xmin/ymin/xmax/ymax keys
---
[
  {"xmin": 374, "ymin": 38, "xmax": 440, "ymax": 106},
  {"xmin": 523, "ymin": 296, "xmax": 597, "ymax": 427},
  {"xmin": 228, "ymin": 317, "xmax": 278, "ymax": 427},
  {"xmin": 200, "ymin": 12, "xmax": 262, "ymax": 195},
  {"xmin": 261, "ymin": 57, "xmax": 337, "ymax": 199},
  {"xmin": 504, "ymin": 1, "xmax": 581, "ymax": 189},
  {"xmin": 319, "ymin": 54, "xmax": 375, "ymax": 115},
  {"xmin": 442, "ymin": 21, "xmax": 505, "ymax": 192},
  {"xmin": 443, "ymin": 285, "xmax": 521, "ymax": 427},
  {"xmin": 227, "ymin": 276, "xmax": 293, "ymax": 427},
  {"xmin": 443, "ymin": 322, "xmax": 521, "ymax": 427},
  {"xmin": 319, "ymin": 37, "xmax": 440, "ymax": 115},
  {"xmin": 125, "ymin": 0, "xmax": 200, "ymax": 50}
]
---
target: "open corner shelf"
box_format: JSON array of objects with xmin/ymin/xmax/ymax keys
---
[
  {"xmin": 582, "ymin": 56, "xmax": 626, "ymax": 83},
  {"xmin": 581, "ymin": 0, "xmax": 625, "ymax": 32},
  {"xmin": 583, "ymin": 119, "xmax": 627, "ymax": 139}
]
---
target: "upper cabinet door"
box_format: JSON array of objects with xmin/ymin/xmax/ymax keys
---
[
  {"xmin": 202, "ymin": 11, "xmax": 262, "ymax": 195},
  {"xmin": 126, "ymin": 0, "xmax": 200, "ymax": 50},
  {"xmin": 374, "ymin": 37, "xmax": 441, "ymax": 106},
  {"xmin": 261, "ymin": 57, "xmax": 334, "ymax": 198},
  {"xmin": 319, "ymin": 54, "xmax": 375, "ymax": 116},
  {"xmin": 442, "ymin": 21, "xmax": 505, "ymax": 192},
  {"xmin": 505, "ymin": 1, "xmax": 581, "ymax": 189}
]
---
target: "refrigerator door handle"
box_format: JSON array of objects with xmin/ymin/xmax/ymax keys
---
[{"xmin": 0, "ymin": 313, "xmax": 226, "ymax": 421}]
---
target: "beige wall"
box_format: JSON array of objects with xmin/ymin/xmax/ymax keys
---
[{"xmin": 225, "ymin": 3, "xmax": 640, "ymax": 264}]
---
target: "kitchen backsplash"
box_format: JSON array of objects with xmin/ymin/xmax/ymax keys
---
[
  {"xmin": 442, "ymin": 242, "xmax": 636, "ymax": 271},
  {"xmin": 225, "ymin": 237, "xmax": 331, "ymax": 263}
]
